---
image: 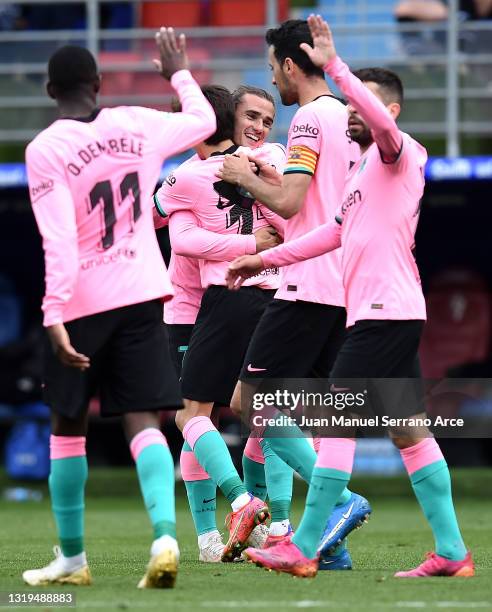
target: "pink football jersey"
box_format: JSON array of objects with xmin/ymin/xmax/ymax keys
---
[
  {"xmin": 277, "ymin": 95, "xmax": 358, "ymax": 307},
  {"xmin": 26, "ymin": 70, "xmax": 216, "ymax": 326},
  {"xmin": 155, "ymin": 144, "xmax": 285, "ymax": 291},
  {"xmin": 262, "ymin": 57, "xmax": 427, "ymax": 327}
]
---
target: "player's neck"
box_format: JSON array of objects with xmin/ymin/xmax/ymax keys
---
[
  {"xmin": 196, "ymin": 139, "xmax": 235, "ymax": 160},
  {"xmin": 57, "ymin": 94, "xmax": 97, "ymax": 120},
  {"xmin": 297, "ymin": 78, "xmax": 333, "ymax": 107}
]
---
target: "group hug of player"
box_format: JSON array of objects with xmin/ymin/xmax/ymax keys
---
[{"xmin": 23, "ymin": 15, "xmax": 474, "ymax": 590}]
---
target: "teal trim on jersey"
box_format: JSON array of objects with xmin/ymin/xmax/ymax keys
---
[
  {"xmin": 153, "ymin": 193, "xmax": 168, "ymax": 218},
  {"xmin": 283, "ymin": 168, "xmax": 314, "ymax": 176}
]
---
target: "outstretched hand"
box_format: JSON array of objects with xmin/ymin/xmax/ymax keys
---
[
  {"xmin": 226, "ymin": 255, "xmax": 266, "ymax": 290},
  {"xmin": 153, "ymin": 26, "xmax": 189, "ymax": 80},
  {"xmin": 300, "ymin": 14, "xmax": 337, "ymax": 68}
]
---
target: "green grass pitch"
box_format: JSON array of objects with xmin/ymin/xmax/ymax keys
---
[{"xmin": 1, "ymin": 469, "xmax": 491, "ymax": 612}]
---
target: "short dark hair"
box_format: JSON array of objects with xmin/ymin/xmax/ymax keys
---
[
  {"xmin": 48, "ymin": 45, "xmax": 98, "ymax": 95},
  {"xmin": 353, "ymin": 67, "xmax": 404, "ymax": 106},
  {"xmin": 201, "ymin": 85, "xmax": 235, "ymax": 145},
  {"xmin": 232, "ymin": 85, "xmax": 275, "ymax": 108},
  {"xmin": 266, "ymin": 20, "xmax": 324, "ymax": 79}
]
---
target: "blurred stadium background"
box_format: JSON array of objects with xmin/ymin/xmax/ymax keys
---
[{"xmin": 1, "ymin": 0, "xmax": 492, "ymax": 486}]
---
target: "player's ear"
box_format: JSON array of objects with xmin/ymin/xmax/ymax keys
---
[
  {"xmin": 388, "ymin": 102, "xmax": 400, "ymax": 120},
  {"xmin": 46, "ymin": 81, "xmax": 56, "ymax": 100},
  {"xmin": 93, "ymin": 75, "xmax": 101, "ymax": 94},
  {"xmin": 284, "ymin": 57, "xmax": 295, "ymax": 75}
]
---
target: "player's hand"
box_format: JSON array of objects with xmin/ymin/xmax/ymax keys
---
[
  {"xmin": 226, "ymin": 255, "xmax": 265, "ymax": 290},
  {"xmin": 216, "ymin": 152, "xmax": 253, "ymax": 186},
  {"xmin": 153, "ymin": 27, "xmax": 189, "ymax": 80},
  {"xmin": 254, "ymin": 226, "xmax": 282, "ymax": 253},
  {"xmin": 47, "ymin": 324, "xmax": 90, "ymax": 371},
  {"xmin": 300, "ymin": 14, "xmax": 337, "ymax": 68},
  {"xmin": 251, "ymin": 157, "xmax": 282, "ymax": 186}
]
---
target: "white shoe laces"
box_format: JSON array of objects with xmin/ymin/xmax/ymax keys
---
[
  {"xmin": 247, "ymin": 523, "xmax": 269, "ymax": 548},
  {"xmin": 200, "ymin": 533, "xmax": 225, "ymax": 560}
]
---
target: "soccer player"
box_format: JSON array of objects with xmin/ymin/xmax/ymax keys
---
[
  {"xmin": 153, "ymin": 85, "xmax": 286, "ymax": 562},
  {"xmin": 227, "ymin": 14, "xmax": 474, "ymax": 579},
  {"xmin": 216, "ymin": 19, "xmax": 369, "ymax": 568},
  {"xmin": 22, "ymin": 30, "xmax": 216, "ymax": 588},
  {"xmin": 162, "ymin": 85, "xmax": 293, "ymax": 562}
]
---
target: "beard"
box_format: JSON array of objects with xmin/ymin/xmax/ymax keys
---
[
  {"xmin": 349, "ymin": 124, "xmax": 373, "ymax": 148},
  {"xmin": 277, "ymin": 80, "xmax": 297, "ymax": 106}
]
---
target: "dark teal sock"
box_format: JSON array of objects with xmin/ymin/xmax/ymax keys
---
[
  {"xmin": 262, "ymin": 425, "xmax": 316, "ymax": 483},
  {"xmin": 292, "ymin": 467, "xmax": 351, "ymax": 559},
  {"xmin": 242, "ymin": 455, "xmax": 267, "ymax": 500},
  {"xmin": 193, "ymin": 430, "xmax": 247, "ymax": 503},
  {"xmin": 49, "ymin": 456, "xmax": 88, "ymax": 557},
  {"xmin": 260, "ymin": 438, "xmax": 293, "ymax": 521},
  {"xmin": 182, "ymin": 441, "xmax": 218, "ymax": 536},
  {"xmin": 409, "ymin": 460, "xmax": 467, "ymax": 560}
]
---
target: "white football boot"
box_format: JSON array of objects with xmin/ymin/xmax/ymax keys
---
[
  {"xmin": 138, "ymin": 535, "xmax": 179, "ymax": 589},
  {"xmin": 23, "ymin": 546, "xmax": 91, "ymax": 586}
]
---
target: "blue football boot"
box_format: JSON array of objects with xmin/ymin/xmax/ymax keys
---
[
  {"xmin": 318, "ymin": 543, "xmax": 353, "ymax": 571},
  {"xmin": 318, "ymin": 492, "xmax": 371, "ymax": 555}
]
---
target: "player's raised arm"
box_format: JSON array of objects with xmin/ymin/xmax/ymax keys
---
[
  {"xmin": 302, "ymin": 14, "xmax": 403, "ymax": 163},
  {"xmin": 153, "ymin": 27, "xmax": 216, "ymax": 151},
  {"xmin": 260, "ymin": 218, "xmax": 342, "ymax": 269}
]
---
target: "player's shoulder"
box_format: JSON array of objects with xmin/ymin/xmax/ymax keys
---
[
  {"xmin": 26, "ymin": 121, "xmax": 66, "ymax": 162},
  {"xmin": 254, "ymin": 142, "xmax": 287, "ymax": 158},
  {"xmin": 401, "ymin": 132, "xmax": 428, "ymax": 167},
  {"xmin": 166, "ymin": 154, "xmax": 202, "ymax": 186}
]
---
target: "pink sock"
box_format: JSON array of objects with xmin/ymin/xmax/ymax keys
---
[
  {"xmin": 180, "ymin": 448, "xmax": 210, "ymax": 481},
  {"xmin": 244, "ymin": 436, "xmax": 265, "ymax": 464},
  {"xmin": 400, "ymin": 438, "xmax": 444, "ymax": 476},
  {"xmin": 50, "ymin": 435, "xmax": 86, "ymax": 460},
  {"xmin": 183, "ymin": 416, "xmax": 216, "ymax": 450},
  {"xmin": 316, "ymin": 438, "xmax": 356, "ymax": 473},
  {"xmin": 129, "ymin": 427, "xmax": 168, "ymax": 462}
]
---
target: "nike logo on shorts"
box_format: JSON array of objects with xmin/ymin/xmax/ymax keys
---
[
  {"xmin": 330, "ymin": 384, "xmax": 349, "ymax": 392},
  {"xmin": 247, "ymin": 364, "xmax": 267, "ymax": 372}
]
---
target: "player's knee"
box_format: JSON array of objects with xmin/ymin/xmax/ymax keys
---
[
  {"xmin": 51, "ymin": 412, "xmax": 87, "ymax": 437},
  {"xmin": 175, "ymin": 409, "xmax": 187, "ymax": 432},
  {"xmin": 230, "ymin": 383, "xmax": 243, "ymax": 417},
  {"xmin": 390, "ymin": 433, "xmax": 427, "ymax": 449}
]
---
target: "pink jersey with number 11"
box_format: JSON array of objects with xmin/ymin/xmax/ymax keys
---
[{"xmin": 26, "ymin": 70, "xmax": 215, "ymax": 327}]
